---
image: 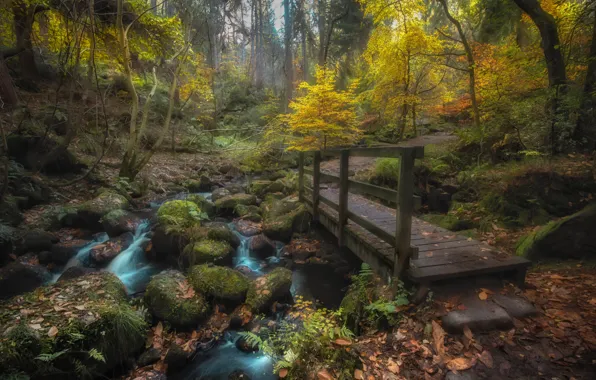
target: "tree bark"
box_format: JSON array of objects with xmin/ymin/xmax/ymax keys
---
[
  {"xmin": 317, "ymin": 0, "xmax": 326, "ymax": 66},
  {"xmin": 12, "ymin": 3, "xmax": 47, "ymax": 79},
  {"xmin": 512, "ymin": 0, "xmax": 566, "ymax": 89},
  {"xmin": 0, "ymin": 55, "xmax": 18, "ymax": 107},
  {"xmin": 575, "ymin": 9, "xmax": 596, "ymax": 150},
  {"xmin": 283, "ymin": 0, "xmax": 293, "ymax": 112}
]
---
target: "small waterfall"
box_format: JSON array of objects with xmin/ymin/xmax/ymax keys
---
[
  {"xmin": 50, "ymin": 233, "xmax": 109, "ymax": 283},
  {"xmin": 229, "ymin": 223, "xmax": 263, "ymax": 275},
  {"xmin": 107, "ymin": 220, "xmax": 155, "ymax": 292}
]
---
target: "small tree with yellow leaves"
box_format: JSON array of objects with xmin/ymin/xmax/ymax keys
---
[{"xmin": 281, "ymin": 66, "xmax": 361, "ymax": 151}]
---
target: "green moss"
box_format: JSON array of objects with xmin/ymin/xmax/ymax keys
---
[
  {"xmin": 144, "ymin": 270, "xmax": 209, "ymax": 327},
  {"xmin": 182, "ymin": 239, "xmax": 233, "ymax": 267},
  {"xmin": 249, "ymin": 180, "xmax": 273, "ymax": 195},
  {"xmin": 515, "ymin": 219, "xmax": 562, "ymax": 258},
  {"xmin": 246, "ymin": 267, "xmax": 292, "ymax": 311},
  {"xmin": 157, "ymin": 200, "xmax": 202, "ymax": 229},
  {"xmin": 421, "ymin": 214, "xmax": 476, "ymax": 232},
  {"xmin": 0, "ymin": 272, "xmax": 146, "ymax": 378},
  {"xmin": 79, "ymin": 190, "xmax": 129, "ymax": 216},
  {"xmin": 187, "ymin": 265, "xmax": 249, "ymax": 304},
  {"xmin": 214, "ymin": 194, "xmax": 257, "ymax": 210},
  {"xmin": 235, "ymin": 204, "xmax": 261, "ymax": 217},
  {"xmin": 187, "ymin": 194, "xmax": 215, "ymax": 218},
  {"xmin": 262, "ymin": 202, "xmax": 310, "ymax": 242}
]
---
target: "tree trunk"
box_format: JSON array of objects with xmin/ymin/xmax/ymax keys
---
[
  {"xmin": 512, "ymin": 0, "xmax": 566, "ymax": 89},
  {"xmin": 575, "ymin": 9, "xmax": 596, "ymax": 150},
  {"xmin": 318, "ymin": 0, "xmax": 326, "ymax": 66},
  {"xmin": 13, "ymin": 3, "xmax": 42, "ymax": 79},
  {"xmin": 0, "ymin": 55, "xmax": 18, "ymax": 107},
  {"xmin": 438, "ymin": 0, "xmax": 481, "ymax": 130},
  {"xmin": 283, "ymin": 0, "xmax": 293, "ymax": 112},
  {"xmin": 255, "ymin": 0, "xmax": 264, "ymax": 89}
]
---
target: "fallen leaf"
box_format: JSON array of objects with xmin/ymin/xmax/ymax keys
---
[
  {"xmin": 317, "ymin": 369, "xmax": 334, "ymax": 380},
  {"xmin": 29, "ymin": 324, "xmax": 42, "ymax": 330},
  {"xmin": 478, "ymin": 350, "xmax": 494, "ymax": 369},
  {"xmin": 155, "ymin": 322, "xmax": 163, "ymax": 337},
  {"xmin": 387, "ymin": 359, "xmax": 400, "ymax": 374},
  {"xmin": 279, "ymin": 368, "xmax": 288, "ymax": 378},
  {"xmin": 48, "ymin": 326, "xmax": 59, "ymax": 338},
  {"xmin": 353, "ymin": 369, "xmax": 364, "ymax": 379},
  {"xmin": 446, "ymin": 357, "xmax": 477, "ymax": 371},
  {"xmin": 334, "ymin": 338, "xmax": 352, "ymax": 346},
  {"xmin": 463, "ymin": 325, "xmax": 473, "ymax": 349},
  {"xmin": 432, "ymin": 320, "xmax": 445, "ymax": 358},
  {"xmin": 478, "ymin": 291, "xmax": 488, "ymax": 301}
]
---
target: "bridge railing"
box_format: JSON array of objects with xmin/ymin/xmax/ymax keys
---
[{"xmin": 298, "ymin": 146, "xmax": 424, "ymax": 278}]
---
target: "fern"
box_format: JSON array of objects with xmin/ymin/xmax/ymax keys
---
[
  {"xmin": 88, "ymin": 348, "xmax": 106, "ymax": 363},
  {"xmin": 35, "ymin": 349, "xmax": 69, "ymax": 362},
  {"xmin": 237, "ymin": 332, "xmax": 264, "ymax": 350}
]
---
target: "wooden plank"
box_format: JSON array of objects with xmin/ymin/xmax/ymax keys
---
[
  {"xmin": 322, "ymin": 146, "xmax": 424, "ymax": 159},
  {"xmin": 348, "ymin": 179, "xmax": 398, "ymax": 203},
  {"xmin": 347, "ymin": 210, "xmax": 395, "ymax": 246},
  {"xmin": 298, "ymin": 152, "xmax": 304, "ymax": 202},
  {"xmin": 338, "ymin": 150, "xmax": 350, "ymax": 247},
  {"xmin": 408, "ymin": 256, "xmax": 531, "ymax": 282},
  {"xmin": 320, "ymin": 172, "xmax": 340, "ymax": 183},
  {"xmin": 320, "ymin": 193, "xmax": 339, "ymax": 211},
  {"xmin": 313, "ymin": 152, "xmax": 321, "ymax": 222},
  {"xmin": 395, "ymin": 148, "xmax": 416, "ymax": 278},
  {"xmin": 417, "ymin": 240, "xmax": 482, "ymax": 253}
]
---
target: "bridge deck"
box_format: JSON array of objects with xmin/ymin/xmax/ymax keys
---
[{"xmin": 317, "ymin": 188, "xmax": 531, "ymax": 284}]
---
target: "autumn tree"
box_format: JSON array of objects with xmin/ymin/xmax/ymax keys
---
[{"xmin": 281, "ymin": 65, "xmax": 361, "ymax": 150}]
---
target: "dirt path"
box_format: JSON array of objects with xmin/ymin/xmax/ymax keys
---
[{"xmin": 320, "ymin": 133, "xmax": 456, "ymax": 175}]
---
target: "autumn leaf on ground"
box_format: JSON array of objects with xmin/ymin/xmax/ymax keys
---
[
  {"xmin": 334, "ymin": 338, "xmax": 352, "ymax": 346},
  {"xmin": 387, "ymin": 358, "xmax": 400, "ymax": 374},
  {"xmin": 279, "ymin": 368, "xmax": 288, "ymax": 378},
  {"xmin": 316, "ymin": 368, "xmax": 334, "ymax": 380},
  {"xmin": 478, "ymin": 291, "xmax": 488, "ymax": 300},
  {"xmin": 477, "ymin": 350, "xmax": 494, "ymax": 369},
  {"xmin": 48, "ymin": 326, "xmax": 59, "ymax": 338},
  {"xmin": 462, "ymin": 325, "xmax": 473, "ymax": 349},
  {"xmin": 354, "ymin": 369, "xmax": 364, "ymax": 379},
  {"xmin": 446, "ymin": 357, "xmax": 477, "ymax": 371},
  {"xmin": 155, "ymin": 322, "xmax": 163, "ymax": 337},
  {"xmin": 432, "ymin": 320, "xmax": 446, "ymax": 358}
]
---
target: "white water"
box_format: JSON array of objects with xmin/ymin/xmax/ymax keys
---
[
  {"xmin": 50, "ymin": 233, "xmax": 109, "ymax": 283},
  {"xmin": 107, "ymin": 220, "xmax": 155, "ymax": 292}
]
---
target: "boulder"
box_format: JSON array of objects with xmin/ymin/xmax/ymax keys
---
[
  {"xmin": 188, "ymin": 265, "xmax": 249, "ymax": 306},
  {"xmin": 225, "ymin": 184, "xmax": 245, "ymax": 194},
  {"xmin": 137, "ymin": 347, "xmax": 162, "ymax": 368},
  {"xmin": 165, "ymin": 343, "xmax": 190, "ymax": 374},
  {"xmin": 57, "ymin": 266, "xmax": 97, "ymax": 282},
  {"xmin": 442, "ymin": 300, "xmax": 513, "ymax": 333},
  {"xmin": 0, "ymin": 272, "xmax": 146, "ymax": 376},
  {"xmin": 234, "ymin": 204, "xmax": 261, "ymax": 219},
  {"xmin": 0, "ymin": 224, "xmax": 18, "ymax": 264},
  {"xmin": 151, "ymin": 227, "xmax": 190, "ymax": 261},
  {"xmin": 261, "ymin": 198, "xmax": 311, "ymax": 243},
  {"xmin": 249, "ymin": 234, "xmax": 276, "ymax": 259},
  {"xmin": 516, "ymin": 203, "xmax": 596, "ymax": 260},
  {"xmin": 185, "ymin": 175, "xmax": 212, "ymax": 192},
  {"xmin": 6, "ymin": 134, "xmax": 86, "ymax": 174},
  {"xmin": 50, "ymin": 239, "xmax": 91, "ymax": 264},
  {"xmin": 101, "ymin": 210, "xmax": 142, "ymax": 237},
  {"xmin": 246, "ymin": 267, "xmax": 293, "ymax": 312},
  {"xmin": 0, "ymin": 262, "xmax": 50, "ymax": 299},
  {"xmin": 249, "ymin": 180, "xmax": 273, "ymax": 196},
  {"xmin": 77, "ymin": 190, "xmax": 129, "ymax": 229},
  {"xmin": 212, "ymin": 187, "xmax": 231, "ymax": 202},
  {"xmin": 181, "ymin": 239, "xmax": 234, "ymax": 268},
  {"xmin": 89, "ymin": 232, "xmax": 134, "ymax": 265},
  {"xmin": 157, "ymin": 200, "xmax": 202, "ymax": 229},
  {"xmin": 195, "ymin": 222, "xmax": 241, "ymax": 248},
  {"xmin": 234, "ymin": 220, "xmax": 262, "ymax": 237},
  {"xmin": 144, "ymin": 270, "xmax": 209, "ymax": 327},
  {"xmin": 427, "ymin": 187, "xmax": 451, "ymax": 213},
  {"xmin": 0, "ymin": 197, "xmax": 23, "ymax": 227},
  {"xmin": 187, "ymin": 194, "xmax": 216, "ymax": 218},
  {"xmin": 215, "ymin": 194, "xmax": 257, "ymax": 211},
  {"xmin": 18, "ymin": 229, "xmax": 58, "ymax": 253}
]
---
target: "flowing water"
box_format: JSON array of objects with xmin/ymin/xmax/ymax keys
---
[{"xmin": 51, "ymin": 190, "xmax": 353, "ymax": 379}]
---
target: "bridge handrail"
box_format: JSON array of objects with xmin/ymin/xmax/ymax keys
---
[{"xmin": 298, "ymin": 145, "xmax": 424, "ymax": 278}]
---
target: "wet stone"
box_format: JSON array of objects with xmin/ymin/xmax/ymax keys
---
[
  {"xmin": 442, "ymin": 300, "xmax": 513, "ymax": 333},
  {"xmin": 445, "ymin": 370, "xmax": 477, "ymax": 380},
  {"xmin": 492, "ymin": 294, "xmax": 538, "ymax": 319},
  {"xmin": 137, "ymin": 347, "xmax": 162, "ymax": 368}
]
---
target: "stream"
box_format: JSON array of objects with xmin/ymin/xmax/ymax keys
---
[{"xmin": 49, "ymin": 190, "xmax": 355, "ymax": 379}]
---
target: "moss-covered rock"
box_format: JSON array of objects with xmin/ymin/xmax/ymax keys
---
[
  {"xmin": 181, "ymin": 239, "xmax": 234, "ymax": 268},
  {"xmin": 188, "ymin": 265, "xmax": 249, "ymax": 305},
  {"xmin": 187, "ymin": 194, "xmax": 215, "ymax": 218},
  {"xmin": 421, "ymin": 214, "xmax": 476, "ymax": 232},
  {"xmin": 249, "ymin": 180, "xmax": 273, "ymax": 195},
  {"xmin": 157, "ymin": 200, "xmax": 202, "ymax": 229},
  {"xmin": 0, "ymin": 196, "xmax": 23, "ymax": 227},
  {"xmin": 101, "ymin": 209, "xmax": 142, "ymax": 237},
  {"xmin": 246, "ymin": 267, "xmax": 293, "ymax": 312},
  {"xmin": 214, "ymin": 194, "xmax": 257, "ymax": 211},
  {"xmin": 151, "ymin": 226, "xmax": 190, "ymax": 261},
  {"xmin": 200, "ymin": 222, "xmax": 241, "ymax": 248},
  {"xmin": 0, "ymin": 272, "xmax": 146, "ymax": 377},
  {"xmin": 77, "ymin": 190, "xmax": 129, "ymax": 229},
  {"xmin": 144, "ymin": 270, "xmax": 209, "ymax": 327},
  {"xmin": 516, "ymin": 203, "xmax": 596, "ymax": 260},
  {"xmin": 185, "ymin": 175, "xmax": 212, "ymax": 192},
  {"xmin": 261, "ymin": 198, "xmax": 311, "ymax": 242},
  {"xmin": 0, "ymin": 262, "xmax": 50, "ymax": 300},
  {"xmin": 211, "ymin": 187, "xmax": 231, "ymax": 202}
]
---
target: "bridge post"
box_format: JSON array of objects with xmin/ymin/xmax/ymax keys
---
[
  {"xmin": 338, "ymin": 149, "xmax": 350, "ymax": 247},
  {"xmin": 394, "ymin": 148, "xmax": 415, "ymax": 278},
  {"xmin": 298, "ymin": 152, "xmax": 305, "ymax": 202},
  {"xmin": 312, "ymin": 151, "xmax": 321, "ymax": 222}
]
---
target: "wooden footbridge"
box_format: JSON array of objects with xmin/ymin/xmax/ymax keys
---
[{"xmin": 297, "ymin": 146, "xmax": 530, "ymax": 287}]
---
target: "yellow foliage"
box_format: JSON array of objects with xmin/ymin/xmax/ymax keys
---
[{"xmin": 279, "ymin": 66, "xmax": 361, "ymax": 151}]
